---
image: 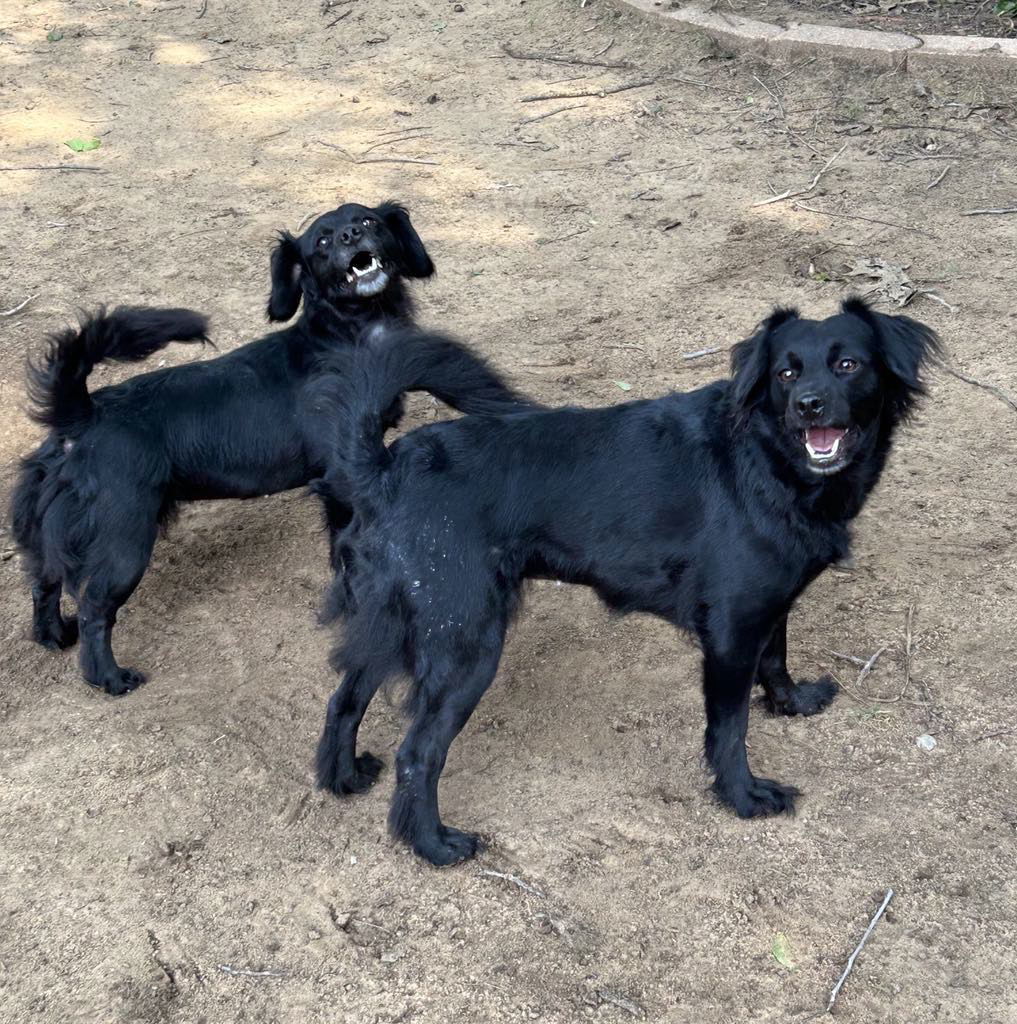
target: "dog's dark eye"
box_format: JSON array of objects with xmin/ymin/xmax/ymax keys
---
[
  {"xmin": 362, "ymin": 217, "xmax": 375, "ymax": 228},
  {"xmin": 777, "ymin": 368, "xmax": 798, "ymax": 382},
  {"xmin": 838, "ymin": 358, "xmax": 859, "ymax": 373},
  {"xmin": 317, "ymin": 236, "xmax": 331, "ymax": 249}
]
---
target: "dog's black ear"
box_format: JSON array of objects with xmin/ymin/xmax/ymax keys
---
[
  {"xmin": 842, "ymin": 296, "xmax": 942, "ymax": 420},
  {"xmin": 376, "ymin": 201, "xmax": 434, "ymax": 279},
  {"xmin": 729, "ymin": 306, "xmax": 798, "ymax": 427},
  {"xmin": 267, "ymin": 232, "xmax": 303, "ymax": 322}
]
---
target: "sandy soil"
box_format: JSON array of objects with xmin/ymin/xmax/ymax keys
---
[
  {"xmin": 724, "ymin": 0, "xmax": 1017, "ymax": 39},
  {"xmin": 1, "ymin": 2, "xmax": 1016, "ymax": 1022}
]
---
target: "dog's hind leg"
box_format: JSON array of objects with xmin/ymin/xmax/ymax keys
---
[
  {"xmin": 757, "ymin": 614, "xmax": 839, "ymax": 717},
  {"xmin": 11, "ymin": 448, "xmax": 78, "ymax": 650},
  {"xmin": 389, "ymin": 624, "xmax": 505, "ymax": 867},
  {"xmin": 699, "ymin": 610, "xmax": 799, "ymax": 819},
  {"xmin": 76, "ymin": 497, "xmax": 160, "ymax": 696},
  {"xmin": 316, "ymin": 667, "xmax": 386, "ymax": 795}
]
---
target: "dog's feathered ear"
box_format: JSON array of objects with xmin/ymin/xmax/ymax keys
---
[
  {"xmin": 842, "ymin": 296, "xmax": 942, "ymax": 420},
  {"xmin": 376, "ymin": 201, "xmax": 434, "ymax": 279},
  {"xmin": 729, "ymin": 306, "xmax": 798, "ymax": 427},
  {"xmin": 267, "ymin": 232, "xmax": 303, "ymax": 322}
]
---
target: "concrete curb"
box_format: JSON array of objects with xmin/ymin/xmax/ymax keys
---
[{"xmin": 613, "ymin": 0, "xmax": 1017, "ymax": 73}]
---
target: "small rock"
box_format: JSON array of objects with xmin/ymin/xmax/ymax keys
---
[
  {"xmin": 916, "ymin": 734, "xmax": 937, "ymax": 752},
  {"xmin": 453, "ymin": 2, "xmax": 464, "ymax": 9}
]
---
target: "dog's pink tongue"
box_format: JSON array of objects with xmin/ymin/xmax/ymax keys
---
[{"xmin": 806, "ymin": 427, "xmax": 846, "ymax": 452}]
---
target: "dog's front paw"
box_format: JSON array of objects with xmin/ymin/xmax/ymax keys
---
[
  {"xmin": 319, "ymin": 752, "xmax": 385, "ymax": 796},
  {"xmin": 715, "ymin": 775, "xmax": 800, "ymax": 818},
  {"xmin": 413, "ymin": 826, "xmax": 484, "ymax": 867},
  {"xmin": 765, "ymin": 675, "xmax": 839, "ymax": 717},
  {"xmin": 89, "ymin": 667, "xmax": 146, "ymax": 696},
  {"xmin": 36, "ymin": 615, "xmax": 79, "ymax": 651}
]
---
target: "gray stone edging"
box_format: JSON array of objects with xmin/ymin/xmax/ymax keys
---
[{"xmin": 613, "ymin": 0, "xmax": 1017, "ymax": 71}]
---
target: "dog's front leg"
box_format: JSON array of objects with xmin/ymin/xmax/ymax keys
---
[
  {"xmin": 699, "ymin": 616, "xmax": 799, "ymax": 818},
  {"xmin": 757, "ymin": 614, "xmax": 839, "ymax": 717}
]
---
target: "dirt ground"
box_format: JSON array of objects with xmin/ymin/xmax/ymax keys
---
[
  {"xmin": 724, "ymin": 0, "xmax": 1017, "ymax": 39},
  {"xmin": 1, "ymin": 1, "xmax": 1016, "ymax": 1022}
]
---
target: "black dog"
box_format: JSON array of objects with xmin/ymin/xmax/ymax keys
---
[
  {"xmin": 10, "ymin": 201, "xmax": 528, "ymax": 695},
  {"xmin": 314, "ymin": 297, "xmax": 940, "ymax": 865}
]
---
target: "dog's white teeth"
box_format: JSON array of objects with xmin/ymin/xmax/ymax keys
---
[
  {"xmin": 351, "ymin": 257, "xmax": 380, "ymax": 278},
  {"xmin": 805, "ymin": 437, "xmax": 841, "ymax": 461}
]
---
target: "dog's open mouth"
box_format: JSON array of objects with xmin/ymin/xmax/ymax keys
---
[
  {"xmin": 802, "ymin": 426, "xmax": 849, "ymax": 473},
  {"xmin": 345, "ymin": 251, "xmax": 389, "ymax": 296}
]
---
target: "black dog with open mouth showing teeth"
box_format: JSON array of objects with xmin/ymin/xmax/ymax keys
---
[
  {"xmin": 10, "ymin": 201, "xmax": 530, "ymax": 696},
  {"xmin": 314, "ymin": 296, "xmax": 940, "ymax": 866}
]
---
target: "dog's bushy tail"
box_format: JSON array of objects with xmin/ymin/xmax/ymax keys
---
[
  {"xmin": 331, "ymin": 329, "xmax": 532, "ymax": 505},
  {"xmin": 27, "ymin": 306, "xmax": 209, "ymax": 433}
]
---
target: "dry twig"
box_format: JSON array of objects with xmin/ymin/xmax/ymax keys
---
[
  {"xmin": 681, "ymin": 346, "xmax": 721, "ymax": 360},
  {"xmin": 854, "ymin": 646, "xmax": 887, "ymax": 690},
  {"xmin": 1, "ymin": 295, "xmax": 37, "ymax": 317},
  {"xmin": 499, "ymin": 43, "xmax": 630, "ymax": 69},
  {"xmin": 752, "ymin": 143, "xmax": 847, "ymax": 208},
  {"xmin": 218, "ymin": 964, "xmax": 287, "ymax": 978},
  {"xmin": 941, "ymin": 365, "xmax": 1017, "ymax": 414},
  {"xmin": 0, "ymin": 165, "xmax": 107, "ymax": 173},
  {"xmin": 517, "ymin": 102, "xmax": 588, "ymax": 127},
  {"xmin": 791, "ymin": 202, "xmax": 937, "ymax": 239},
  {"xmin": 314, "ymin": 140, "xmax": 439, "ymax": 166},
  {"xmin": 959, "ymin": 206, "xmax": 1017, "ymax": 216},
  {"xmin": 926, "ymin": 164, "xmax": 950, "ymax": 189},
  {"xmin": 825, "ymin": 890, "xmax": 894, "ymax": 1014},
  {"xmin": 521, "ymin": 78, "xmax": 656, "ymax": 103}
]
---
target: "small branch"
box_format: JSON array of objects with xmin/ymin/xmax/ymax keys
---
[
  {"xmin": 478, "ymin": 869, "xmax": 545, "ymax": 898},
  {"xmin": 828, "ymin": 650, "xmax": 868, "ymax": 668},
  {"xmin": 326, "ymin": 8, "xmax": 351, "ymax": 26},
  {"xmin": 926, "ymin": 164, "xmax": 950, "ymax": 190},
  {"xmin": 791, "ymin": 202, "xmax": 937, "ymax": 239},
  {"xmin": 959, "ymin": 206, "xmax": 1017, "ymax": 217},
  {"xmin": 296, "ymin": 210, "xmax": 320, "ymax": 231},
  {"xmin": 941, "ymin": 365, "xmax": 1017, "ymax": 415},
  {"xmin": 218, "ymin": 964, "xmax": 287, "ymax": 978},
  {"xmin": 972, "ymin": 727, "xmax": 1015, "ymax": 743},
  {"xmin": 826, "ymin": 890, "xmax": 894, "ymax": 1014},
  {"xmin": 752, "ymin": 143, "xmax": 847, "ymax": 208},
  {"xmin": 517, "ymin": 102, "xmax": 587, "ymax": 127},
  {"xmin": 313, "ymin": 140, "xmax": 439, "ymax": 165},
  {"xmin": 854, "ymin": 646, "xmax": 887, "ymax": 690},
  {"xmin": 0, "ymin": 165, "xmax": 107, "ymax": 173},
  {"xmin": 681, "ymin": 346, "xmax": 721, "ymax": 360},
  {"xmin": 499, "ymin": 43, "xmax": 631, "ymax": 69},
  {"xmin": 751, "ymin": 74, "xmax": 785, "ymax": 118},
  {"xmin": 196, "ymin": 0, "xmax": 208, "ymax": 16},
  {"xmin": 521, "ymin": 78, "xmax": 656, "ymax": 103},
  {"xmin": 1, "ymin": 294, "xmax": 38, "ymax": 317}
]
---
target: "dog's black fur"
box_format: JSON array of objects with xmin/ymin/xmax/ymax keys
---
[
  {"xmin": 10, "ymin": 201, "xmax": 529, "ymax": 695},
  {"xmin": 314, "ymin": 297, "xmax": 940, "ymax": 866}
]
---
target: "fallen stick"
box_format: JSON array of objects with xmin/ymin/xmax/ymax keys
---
[
  {"xmin": 828, "ymin": 650, "xmax": 867, "ymax": 668},
  {"xmin": 854, "ymin": 646, "xmax": 886, "ymax": 690},
  {"xmin": 0, "ymin": 165, "xmax": 107, "ymax": 173},
  {"xmin": 218, "ymin": 964, "xmax": 287, "ymax": 978},
  {"xmin": 941, "ymin": 365, "xmax": 1017, "ymax": 414},
  {"xmin": 313, "ymin": 140, "xmax": 439, "ymax": 165},
  {"xmin": 478, "ymin": 869, "xmax": 545, "ymax": 898},
  {"xmin": 926, "ymin": 164, "xmax": 950, "ymax": 190},
  {"xmin": 752, "ymin": 143, "xmax": 847, "ymax": 208},
  {"xmin": 791, "ymin": 202, "xmax": 937, "ymax": 239},
  {"xmin": 959, "ymin": 206, "xmax": 1017, "ymax": 216},
  {"xmin": 825, "ymin": 889, "xmax": 894, "ymax": 1014},
  {"xmin": 521, "ymin": 78, "xmax": 656, "ymax": 103},
  {"xmin": 517, "ymin": 102, "xmax": 587, "ymax": 126},
  {"xmin": 1, "ymin": 295, "xmax": 37, "ymax": 317},
  {"xmin": 499, "ymin": 43, "xmax": 631, "ymax": 69},
  {"xmin": 681, "ymin": 346, "xmax": 721, "ymax": 360}
]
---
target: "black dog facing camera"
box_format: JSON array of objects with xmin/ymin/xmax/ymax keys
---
[
  {"xmin": 10, "ymin": 201, "xmax": 527, "ymax": 695},
  {"xmin": 315, "ymin": 298, "xmax": 940, "ymax": 865}
]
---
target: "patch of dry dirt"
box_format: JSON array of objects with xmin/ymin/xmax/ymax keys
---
[
  {"xmin": 1, "ymin": 2, "xmax": 1016, "ymax": 1023},
  {"xmin": 721, "ymin": 0, "xmax": 1017, "ymax": 39}
]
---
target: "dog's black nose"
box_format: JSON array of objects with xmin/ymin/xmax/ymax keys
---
[
  {"xmin": 796, "ymin": 393, "xmax": 825, "ymax": 417},
  {"xmin": 340, "ymin": 225, "xmax": 363, "ymax": 245}
]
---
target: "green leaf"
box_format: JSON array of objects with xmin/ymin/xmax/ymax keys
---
[
  {"xmin": 614, "ymin": 380, "xmax": 632, "ymax": 392},
  {"xmin": 47, "ymin": 28, "xmax": 64, "ymax": 42},
  {"xmin": 64, "ymin": 138, "xmax": 102, "ymax": 153},
  {"xmin": 772, "ymin": 933, "xmax": 795, "ymax": 970}
]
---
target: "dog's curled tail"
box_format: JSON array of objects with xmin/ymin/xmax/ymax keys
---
[
  {"xmin": 26, "ymin": 306, "xmax": 209, "ymax": 433},
  {"xmin": 334, "ymin": 328, "xmax": 532, "ymax": 505}
]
